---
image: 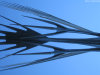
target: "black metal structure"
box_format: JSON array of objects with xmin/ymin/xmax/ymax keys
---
[{"xmin": 0, "ymin": 1, "xmax": 100, "ymax": 71}]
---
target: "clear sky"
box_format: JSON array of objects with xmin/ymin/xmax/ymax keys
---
[{"xmin": 0, "ymin": 0, "xmax": 100, "ymax": 75}]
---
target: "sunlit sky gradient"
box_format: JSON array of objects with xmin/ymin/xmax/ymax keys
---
[{"xmin": 0, "ymin": 0, "xmax": 100, "ymax": 75}]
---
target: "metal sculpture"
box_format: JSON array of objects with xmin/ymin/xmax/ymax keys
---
[{"xmin": 0, "ymin": 1, "xmax": 100, "ymax": 71}]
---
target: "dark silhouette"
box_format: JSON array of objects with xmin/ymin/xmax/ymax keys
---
[{"xmin": 0, "ymin": 1, "xmax": 100, "ymax": 71}]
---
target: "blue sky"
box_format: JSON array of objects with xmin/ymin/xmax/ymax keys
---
[{"xmin": 0, "ymin": 0, "xmax": 100, "ymax": 75}]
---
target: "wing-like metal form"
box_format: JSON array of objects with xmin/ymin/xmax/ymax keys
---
[
  {"xmin": 0, "ymin": 16, "xmax": 48, "ymax": 60},
  {"xmin": 0, "ymin": 1, "xmax": 100, "ymax": 71}
]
